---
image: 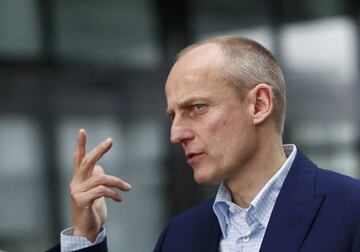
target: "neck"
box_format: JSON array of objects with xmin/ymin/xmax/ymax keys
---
[{"xmin": 225, "ymin": 134, "xmax": 287, "ymax": 208}]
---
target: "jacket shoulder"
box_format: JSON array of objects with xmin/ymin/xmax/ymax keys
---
[
  {"xmin": 153, "ymin": 198, "xmax": 218, "ymax": 251},
  {"xmin": 317, "ymin": 167, "xmax": 360, "ymax": 196},
  {"xmin": 315, "ymin": 167, "xmax": 360, "ymax": 222}
]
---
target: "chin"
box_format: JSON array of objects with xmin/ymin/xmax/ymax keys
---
[{"xmin": 193, "ymin": 171, "xmax": 220, "ymax": 185}]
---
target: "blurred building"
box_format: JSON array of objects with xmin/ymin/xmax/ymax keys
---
[{"xmin": 0, "ymin": 0, "xmax": 359, "ymax": 251}]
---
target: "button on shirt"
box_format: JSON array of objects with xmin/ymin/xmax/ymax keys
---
[{"xmin": 213, "ymin": 144, "xmax": 297, "ymax": 252}]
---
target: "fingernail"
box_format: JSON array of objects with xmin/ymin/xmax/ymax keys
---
[{"xmin": 125, "ymin": 182, "xmax": 132, "ymax": 189}]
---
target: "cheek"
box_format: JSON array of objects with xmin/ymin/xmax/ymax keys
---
[
  {"xmin": 198, "ymin": 106, "xmax": 252, "ymax": 156},
  {"xmin": 218, "ymin": 115, "xmax": 242, "ymax": 139},
  {"xmin": 207, "ymin": 117, "xmax": 239, "ymax": 155},
  {"xmin": 214, "ymin": 113, "xmax": 253, "ymax": 159}
]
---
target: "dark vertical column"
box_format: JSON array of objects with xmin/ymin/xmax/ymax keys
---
[
  {"xmin": 153, "ymin": 0, "xmax": 204, "ymax": 218},
  {"xmin": 154, "ymin": 0, "xmax": 192, "ymax": 67},
  {"xmin": 37, "ymin": 0, "xmax": 61, "ymax": 244},
  {"xmin": 267, "ymin": 0, "xmax": 284, "ymax": 62},
  {"xmin": 346, "ymin": 0, "xmax": 360, "ymax": 178},
  {"xmin": 346, "ymin": 0, "xmax": 360, "ymax": 64},
  {"xmin": 38, "ymin": 0, "xmax": 57, "ymax": 66},
  {"xmin": 37, "ymin": 87, "xmax": 61, "ymax": 244}
]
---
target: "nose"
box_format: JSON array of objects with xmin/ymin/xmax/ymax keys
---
[{"xmin": 170, "ymin": 119, "xmax": 194, "ymax": 144}]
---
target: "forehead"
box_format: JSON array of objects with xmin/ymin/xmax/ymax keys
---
[{"xmin": 165, "ymin": 43, "xmax": 227, "ymax": 102}]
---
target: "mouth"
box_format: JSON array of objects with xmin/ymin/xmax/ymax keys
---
[{"xmin": 186, "ymin": 152, "xmax": 204, "ymax": 165}]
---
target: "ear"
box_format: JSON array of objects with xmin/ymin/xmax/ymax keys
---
[{"xmin": 248, "ymin": 83, "xmax": 274, "ymax": 126}]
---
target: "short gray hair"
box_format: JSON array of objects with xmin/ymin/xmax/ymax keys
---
[{"xmin": 177, "ymin": 36, "xmax": 286, "ymax": 134}]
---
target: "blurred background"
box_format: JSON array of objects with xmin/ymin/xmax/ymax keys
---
[{"xmin": 0, "ymin": 0, "xmax": 359, "ymax": 251}]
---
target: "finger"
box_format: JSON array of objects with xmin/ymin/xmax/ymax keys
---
[
  {"xmin": 80, "ymin": 138, "xmax": 113, "ymax": 176},
  {"xmin": 81, "ymin": 185, "xmax": 122, "ymax": 208},
  {"xmin": 92, "ymin": 165, "xmax": 132, "ymax": 190},
  {"xmin": 81, "ymin": 174, "xmax": 132, "ymax": 192},
  {"xmin": 73, "ymin": 129, "xmax": 87, "ymax": 172}
]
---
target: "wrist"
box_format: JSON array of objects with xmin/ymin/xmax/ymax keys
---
[{"xmin": 73, "ymin": 226, "xmax": 100, "ymax": 242}]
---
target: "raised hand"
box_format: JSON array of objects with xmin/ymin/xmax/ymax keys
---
[{"xmin": 69, "ymin": 129, "xmax": 131, "ymax": 242}]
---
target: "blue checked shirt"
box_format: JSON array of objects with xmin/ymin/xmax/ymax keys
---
[
  {"xmin": 213, "ymin": 144, "xmax": 297, "ymax": 252},
  {"xmin": 60, "ymin": 227, "xmax": 105, "ymax": 252}
]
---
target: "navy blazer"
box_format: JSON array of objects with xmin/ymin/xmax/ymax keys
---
[{"xmin": 48, "ymin": 151, "xmax": 360, "ymax": 251}]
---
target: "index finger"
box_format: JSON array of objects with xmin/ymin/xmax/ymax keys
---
[
  {"xmin": 80, "ymin": 137, "xmax": 113, "ymax": 176},
  {"xmin": 73, "ymin": 128, "xmax": 87, "ymax": 172}
]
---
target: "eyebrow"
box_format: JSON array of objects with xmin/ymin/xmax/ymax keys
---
[{"xmin": 165, "ymin": 95, "xmax": 210, "ymax": 116}]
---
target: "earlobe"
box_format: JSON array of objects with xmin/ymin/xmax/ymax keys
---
[{"xmin": 252, "ymin": 84, "xmax": 274, "ymax": 126}]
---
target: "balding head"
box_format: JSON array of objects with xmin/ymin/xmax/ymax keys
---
[{"xmin": 176, "ymin": 36, "xmax": 286, "ymax": 135}]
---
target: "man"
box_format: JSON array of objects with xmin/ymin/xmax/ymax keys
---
[{"xmin": 48, "ymin": 36, "xmax": 360, "ymax": 252}]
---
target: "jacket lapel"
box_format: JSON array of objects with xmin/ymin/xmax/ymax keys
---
[
  {"xmin": 192, "ymin": 200, "xmax": 222, "ymax": 252},
  {"xmin": 260, "ymin": 150, "xmax": 325, "ymax": 252}
]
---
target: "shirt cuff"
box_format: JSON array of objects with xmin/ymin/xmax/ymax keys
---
[{"xmin": 60, "ymin": 227, "xmax": 106, "ymax": 252}]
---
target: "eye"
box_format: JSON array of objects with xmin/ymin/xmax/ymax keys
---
[
  {"xmin": 193, "ymin": 104, "xmax": 206, "ymax": 110},
  {"xmin": 191, "ymin": 104, "xmax": 207, "ymax": 114}
]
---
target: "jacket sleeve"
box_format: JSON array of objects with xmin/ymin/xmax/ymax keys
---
[{"xmin": 153, "ymin": 222, "xmax": 170, "ymax": 252}]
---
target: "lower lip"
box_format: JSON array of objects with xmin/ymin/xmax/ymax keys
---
[{"xmin": 187, "ymin": 153, "xmax": 204, "ymax": 165}]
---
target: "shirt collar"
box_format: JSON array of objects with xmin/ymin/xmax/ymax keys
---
[
  {"xmin": 213, "ymin": 182, "xmax": 232, "ymax": 237},
  {"xmin": 251, "ymin": 144, "xmax": 297, "ymax": 227},
  {"xmin": 213, "ymin": 144, "xmax": 297, "ymax": 238}
]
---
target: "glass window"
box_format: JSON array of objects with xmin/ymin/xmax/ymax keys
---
[
  {"xmin": 55, "ymin": 0, "xmax": 161, "ymax": 69},
  {"xmin": 0, "ymin": 0, "xmax": 41, "ymax": 58},
  {"xmin": 0, "ymin": 115, "xmax": 47, "ymax": 251}
]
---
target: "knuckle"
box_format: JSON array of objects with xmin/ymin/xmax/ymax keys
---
[
  {"xmin": 100, "ymin": 142, "xmax": 108, "ymax": 150},
  {"xmin": 69, "ymin": 182, "xmax": 80, "ymax": 200},
  {"xmin": 97, "ymin": 185, "xmax": 107, "ymax": 193},
  {"xmin": 95, "ymin": 143, "xmax": 107, "ymax": 156},
  {"xmin": 80, "ymin": 157, "xmax": 88, "ymax": 167},
  {"xmin": 69, "ymin": 188, "xmax": 77, "ymax": 199},
  {"xmin": 94, "ymin": 174, "xmax": 105, "ymax": 184}
]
